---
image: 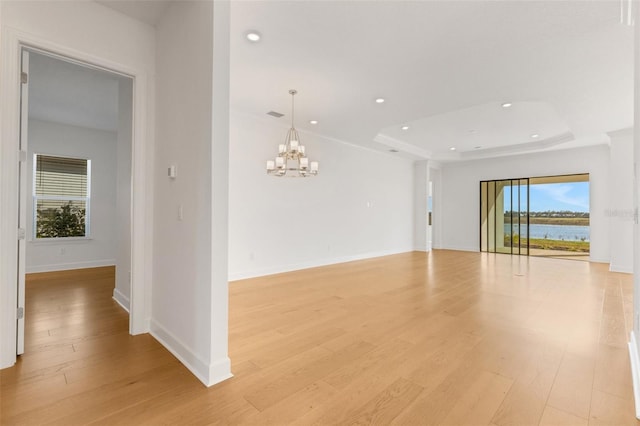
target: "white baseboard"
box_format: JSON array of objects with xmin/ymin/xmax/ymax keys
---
[
  {"xmin": 610, "ymin": 264, "xmax": 633, "ymax": 274},
  {"xmin": 26, "ymin": 259, "xmax": 116, "ymax": 274},
  {"xmin": 208, "ymin": 356, "xmax": 233, "ymax": 387},
  {"xmin": 440, "ymin": 245, "xmax": 479, "ymax": 253},
  {"xmin": 228, "ymin": 248, "xmax": 414, "ymax": 281},
  {"xmin": 112, "ymin": 288, "xmax": 130, "ymax": 312},
  {"xmin": 628, "ymin": 331, "xmax": 640, "ymax": 419},
  {"xmin": 150, "ymin": 319, "xmax": 232, "ymax": 387}
]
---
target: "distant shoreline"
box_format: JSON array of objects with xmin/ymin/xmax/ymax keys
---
[{"xmin": 504, "ymin": 216, "xmax": 589, "ymax": 226}]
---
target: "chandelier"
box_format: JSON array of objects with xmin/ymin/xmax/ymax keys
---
[{"xmin": 266, "ymin": 89, "xmax": 319, "ymax": 177}]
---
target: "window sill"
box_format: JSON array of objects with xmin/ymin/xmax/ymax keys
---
[{"xmin": 29, "ymin": 237, "xmax": 93, "ymax": 244}]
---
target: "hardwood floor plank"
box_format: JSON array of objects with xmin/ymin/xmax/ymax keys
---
[
  {"xmin": 546, "ymin": 352, "xmax": 595, "ymax": 419},
  {"xmin": 539, "ymin": 405, "xmax": 588, "ymax": 426},
  {"xmin": 490, "ymin": 336, "xmax": 565, "ymax": 426},
  {"xmin": 588, "ymin": 389, "xmax": 638, "ymax": 426},
  {"xmin": 440, "ymin": 370, "xmax": 514, "ymax": 426},
  {"xmin": 243, "ymin": 340, "xmax": 376, "ymax": 411},
  {"xmin": 247, "ymin": 380, "xmax": 338, "ymax": 425},
  {"xmin": 323, "ymin": 377, "xmax": 424, "ymax": 425},
  {"xmin": 592, "ymin": 343, "xmax": 634, "ymax": 399}
]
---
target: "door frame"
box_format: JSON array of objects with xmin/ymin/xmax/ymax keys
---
[{"xmin": 0, "ymin": 28, "xmax": 152, "ymax": 369}]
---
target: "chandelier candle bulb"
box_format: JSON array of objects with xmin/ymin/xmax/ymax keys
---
[
  {"xmin": 299, "ymin": 146, "xmax": 305, "ymax": 155},
  {"xmin": 290, "ymin": 140, "xmax": 299, "ymax": 151},
  {"xmin": 310, "ymin": 161, "xmax": 319, "ymax": 172},
  {"xmin": 266, "ymin": 160, "xmax": 275, "ymax": 170},
  {"xmin": 276, "ymin": 157, "xmax": 285, "ymax": 168},
  {"xmin": 300, "ymin": 158, "xmax": 309, "ymax": 169},
  {"xmin": 278, "ymin": 144, "xmax": 286, "ymax": 154}
]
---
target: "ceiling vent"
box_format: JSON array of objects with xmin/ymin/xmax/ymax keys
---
[{"xmin": 267, "ymin": 111, "xmax": 284, "ymax": 118}]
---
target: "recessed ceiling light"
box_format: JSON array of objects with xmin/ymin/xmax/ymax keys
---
[
  {"xmin": 531, "ymin": 133, "xmax": 539, "ymax": 138},
  {"xmin": 246, "ymin": 31, "xmax": 261, "ymax": 42},
  {"xmin": 450, "ymin": 147, "xmax": 456, "ymax": 151},
  {"xmin": 501, "ymin": 102, "xmax": 512, "ymax": 108},
  {"xmin": 309, "ymin": 120, "xmax": 318, "ymax": 125},
  {"xmin": 389, "ymin": 149, "xmax": 399, "ymax": 153},
  {"xmin": 474, "ymin": 146, "xmax": 482, "ymax": 149},
  {"xmin": 401, "ymin": 125, "xmax": 409, "ymax": 130},
  {"xmin": 375, "ymin": 98, "xmax": 385, "ymax": 104},
  {"xmin": 468, "ymin": 129, "xmax": 477, "ymax": 134}
]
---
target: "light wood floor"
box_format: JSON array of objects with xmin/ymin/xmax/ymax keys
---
[{"xmin": 1, "ymin": 251, "xmax": 638, "ymax": 425}]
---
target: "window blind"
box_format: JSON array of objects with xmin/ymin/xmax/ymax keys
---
[{"xmin": 35, "ymin": 155, "xmax": 87, "ymax": 197}]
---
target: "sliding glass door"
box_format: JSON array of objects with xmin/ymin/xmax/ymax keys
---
[{"xmin": 480, "ymin": 178, "xmax": 529, "ymax": 255}]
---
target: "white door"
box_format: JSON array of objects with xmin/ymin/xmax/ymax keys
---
[{"xmin": 16, "ymin": 49, "xmax": 29, "ymax": 355}]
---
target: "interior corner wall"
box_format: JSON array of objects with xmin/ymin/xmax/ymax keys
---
[
  {"xmin": 26, "ymin": 120, "xmax": 117, "ymax": 273},
  {"xmin": 152, "ymin": 0, "xmax": 230, "ymax": 387},
  {"xmin": 608, "ymin": 128, "xmax": 634, "ymax": 273},
  {"xmin": 440, "ymin": 145, "xmax": 611, "ymax": 262},
  {"xmin": 228, "ymin": 111, "xmax": 415, "ymax": 281}
]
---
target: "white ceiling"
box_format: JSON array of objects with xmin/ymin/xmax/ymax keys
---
[
  {"xmin": 84, "ymin": 0, "xmax": 633, "ymax": 161},
  {"xmin": 28, "ymin": 51, "xmax": 124, "ymax": 132},
  {"xmin": 230, "ymin": 1, "xmax": 634, "ymax": 161},
  {"xmin": 95, "ymin": 0, "xmax": 171, "ymax": 27}
]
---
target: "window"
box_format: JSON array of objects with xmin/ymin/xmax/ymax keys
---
[
  {"xmin": 480, "ymin": 173, "xmax": 589, "ymax": 258},
  {"xmin": 33, "ymin": 154, "xmax": 91, "ymax": 239}
]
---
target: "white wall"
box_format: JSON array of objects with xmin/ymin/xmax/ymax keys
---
[
  {"xmin": 151, "ymin": 0, "xmax": 231, "ymax": 387},
  {"xmin": 0, "ymin": 0, "xmax": 155, "ymax": 368},
  {"xmin": 608, "ymin": 128, "xmax": 634, "ymax": 273},
  {"xmin": 228, "ymin": 111, "xmax": 415, "ymax": 281},
  {"xmin": 440, "ymin": 145, "xmax": 611, "ymax": 262},
  {"xmin": 26, "ymin": 119, "xmax": 117, "ymax": 273}
]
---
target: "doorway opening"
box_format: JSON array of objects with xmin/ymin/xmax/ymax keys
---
[
  {"xmin": 480, "ymin": 174, "xmax": 590, "ymax": 260},
  {"xmin": 17, "ymin": 48, "xmax": 133, "ymax": 355}
]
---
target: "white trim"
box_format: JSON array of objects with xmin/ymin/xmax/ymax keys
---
[
  {"xmin": 229, "ymin": 248, "xmax": 414, "ymax": 281},
  {"xmin": 0, "ymin": 26, "xmax": 151, "ymax": 369},
  {"xmin": 628, "ymin": 331, "xmax": 640, "ymax": 419},
  {"xmin": 441, "ymin": 245, "xmax": 480, "ymax": 253},
  {"xmin": 150, "ymin": 319, "xmax": 233, "ymax": 387},
  {"xmin": 26, "ymin": 259, "xmax": 115, "ymax": 274},
  {"xmin": 414, "ymin": 245, "xmax": 428, "ymax": 252},
  {"xmin": 610, "ymin": 264, "xmax": 633, "ymax": 274},
  {"xmin": 113, "ymin": 288, "xmax": 130, "ymax": 312}
]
